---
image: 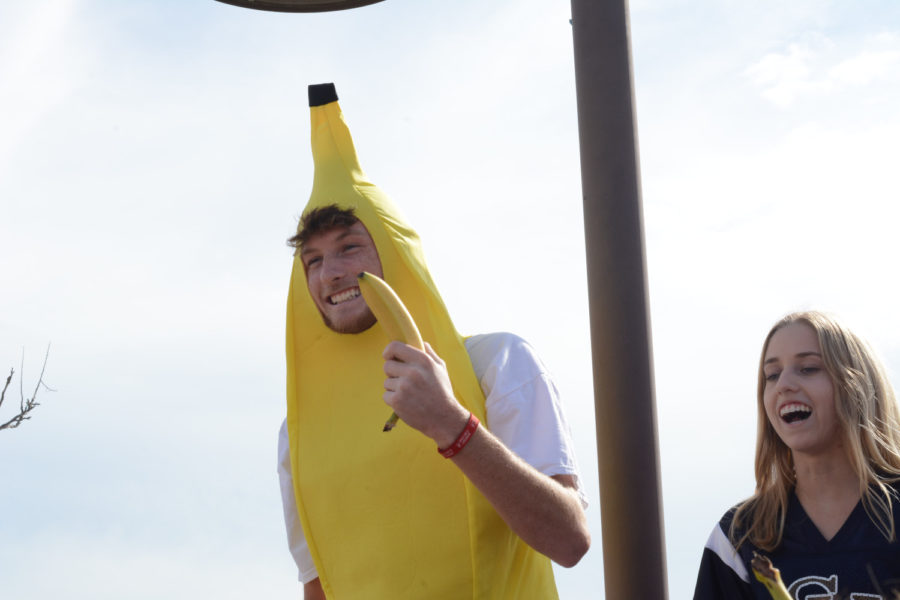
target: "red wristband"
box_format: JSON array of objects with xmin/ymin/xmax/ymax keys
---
[{"xmin": 438, "ymin": 413, "xmax": 480, "ymax": 458}]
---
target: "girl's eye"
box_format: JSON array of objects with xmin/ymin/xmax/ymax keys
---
[
  {"xmin": 800, "ymin": 366, "xmax": 820, "ymax": 375},
  {"xmin": 764, "ymin": 372, "xmax": 780, "ymax": 383}
]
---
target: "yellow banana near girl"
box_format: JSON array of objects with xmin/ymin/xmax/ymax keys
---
[
  {"xmin": 356, "ymin": 270, "xmax": 424, "ymax": 431},
  {"xmin": 751, "ymin": 553, "xmax": 793, "ymax": 600}
]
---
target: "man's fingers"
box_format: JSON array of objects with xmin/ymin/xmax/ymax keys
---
[
  {"xmin": 383, "ymin": 340, "xmax": 413, "ymax": 361},
  {"xmin": 383, "ymin": 374, "xmax": 396, "ymax": 390},
  {"xmin": 383, "ymin": 340, "xmax": 434, "ymax": 364},
  {"xmin": 383, "ymin": 342, "xmax": 430, "ymax": 380},
  {"xmin": 383, "ymin": 357, "xmax": 411, "ymax": 378}
]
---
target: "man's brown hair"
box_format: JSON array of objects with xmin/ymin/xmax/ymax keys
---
[{"xmin": 287, "ymin": 205, "xmax": 359, "ymax": 251}]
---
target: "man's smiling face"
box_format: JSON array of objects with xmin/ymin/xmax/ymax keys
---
[{"xmin": 300, "ymin": 221, "xmax": 384, "ymax": 334}]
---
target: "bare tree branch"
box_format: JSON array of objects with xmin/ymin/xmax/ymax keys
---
[
  {"xmin": 0, "ymin": 346, "xmax": 53, "ymax": 432},
  {"xmin": 0, "ymin": 369, "xmax": 13, "ymax": 412}
]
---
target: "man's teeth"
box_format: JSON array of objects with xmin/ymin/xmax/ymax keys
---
[
  {"xmin": 330, "ymin": 287, "xmax": 361, "ymax": 305},
  {"xmin": 780, "ymin": 403, "xmax": 811, "ymax": 422}
]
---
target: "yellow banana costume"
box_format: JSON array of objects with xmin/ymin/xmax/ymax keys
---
[{"xmin": 285, "ymin": 83, "xmax": 557, "ymax": 599}]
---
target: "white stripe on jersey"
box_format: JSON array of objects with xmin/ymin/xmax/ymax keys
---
[{"xmin": 705, "ymin": 522, "xmax": 750, "ymax": 583}]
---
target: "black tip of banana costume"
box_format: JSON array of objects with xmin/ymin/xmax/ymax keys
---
[{"xmin": 308, "ymin": 83, "xmax": 338, "ymax": 107}]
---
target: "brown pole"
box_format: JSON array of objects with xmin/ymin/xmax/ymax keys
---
[{"xmin": 570, "ymin": 1, "xmax": 668, "ymax": 597}]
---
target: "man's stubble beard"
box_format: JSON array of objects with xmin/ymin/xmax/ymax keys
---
[{"xmin": 323, "ymin": 307, "xmax": 378, "ymax": 334}]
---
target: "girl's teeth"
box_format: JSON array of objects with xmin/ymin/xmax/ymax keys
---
[
  {"xmin": 779, "ymin": 404, "xmax": 811, "ymax": 417},
  {"xmin": 779, "ymin": 403, "xmax": 812, "ymax": 423}
]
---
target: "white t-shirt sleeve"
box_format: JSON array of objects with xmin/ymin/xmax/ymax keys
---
[
  {"xmin": 277, "ymin": 420, "xmax": 319, "ymax": 583},
  {"xmin": 465, "ymin": 332, "xmax": 588, "ymax": 508}
]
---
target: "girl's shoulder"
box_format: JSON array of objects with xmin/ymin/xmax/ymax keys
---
[{"xmin": 693, "ymin": 504, "xmax": 759, "ymax": 600}]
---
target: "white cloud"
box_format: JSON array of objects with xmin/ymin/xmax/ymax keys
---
[
  {"xmin": 745, "ymin": 36, "xmax": 834, "ymax": 107},
  {"xmin": 746, "ymin": 30, "xmax": 900, "ymax": 107},
  {"xmin": 830, "ymin": 49, "xmax": 900, "ymax": 85}
]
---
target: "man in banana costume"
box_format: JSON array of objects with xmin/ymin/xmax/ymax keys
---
[{"xmin": 277, "ymin": 83, "xmax": 590, "ymax": 599}]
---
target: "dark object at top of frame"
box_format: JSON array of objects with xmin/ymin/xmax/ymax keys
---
[{"xmin": 214, "ymin": 0, "xmax": 386, "ymax": 12}]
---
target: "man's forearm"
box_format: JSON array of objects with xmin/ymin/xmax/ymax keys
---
[
  {"xmin": 304, "ymin": 578, "xmax": 325, "ymax": 600},
  {"xmin": 448, "ymin": 424, "xmax": 590, "ymax": 567}
]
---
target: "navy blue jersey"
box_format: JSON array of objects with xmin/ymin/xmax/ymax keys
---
[{"xmin": 694, "ymin": 488, "xmax": 900, "ymax": 600}]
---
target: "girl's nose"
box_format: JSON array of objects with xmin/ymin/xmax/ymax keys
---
[{"xmin": 775, "ymin": 371, "xmax": 798, "ymax": 394}]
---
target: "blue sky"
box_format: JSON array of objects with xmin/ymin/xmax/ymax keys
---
[{"xmin": 1, "ymin": 0, "xmax": 899, "ymax": 598}]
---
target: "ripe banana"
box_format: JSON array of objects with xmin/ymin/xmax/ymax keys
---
[
  {"xmin": 357, "ymin": 271, "xmax": 425, "ymax": 432},
  {"xmin": 751, "ymin": 552, "xmax": 793, "ymax": 600}
]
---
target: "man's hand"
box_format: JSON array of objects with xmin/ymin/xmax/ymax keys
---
[{"xmin": 381, "ymin": 341, "xmax": 470, "ymax": 447}]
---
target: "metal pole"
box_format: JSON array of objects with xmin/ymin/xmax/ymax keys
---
[{"xmin": 570, "ymin": 1, "xmax": 668, "ymax": 598}]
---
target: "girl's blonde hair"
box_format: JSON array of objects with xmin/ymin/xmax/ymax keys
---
[{"xmin": 731, "ymin": 310, "xmax": 900, "ymax": 551}]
